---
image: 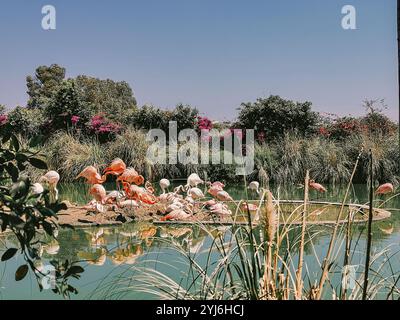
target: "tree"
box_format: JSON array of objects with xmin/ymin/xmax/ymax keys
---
[
  {"xmin": 44, "ymin": 79, "xmax": 91, "ymax": 132},
  {"xmin": 237, "ymin": 95, "xmax": 319, "ymax": 141},
  {"xmin": 26, "ymin": 64, "xmax": 66, "ymax": 109},
  {"xmin": 75, "ymin": 75, "xmax": 137, "ymax": 124},
  {"xmin": 7, "ymin": 106, "xmax": 46, "ymax": 138}
]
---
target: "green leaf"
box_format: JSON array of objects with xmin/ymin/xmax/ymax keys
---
[
  {"xmin": 29, "ymin": 135, "xmax": 44, "ymax": 148},
  {"xmin": 15, "ymin": 264, "xmax": 29, "ymax": 281},
  {"xmin": 5, "ymin": 163, "xmax": 19, "ymax": 182},
  {"xmin": 64, "ymin": 265, "xmax": 84, "ymax": 278},
  {"xmin": 38, "ymin": 207, "xmax": 56, "ymax": 217},
  {"xmin": 28, "ymin": 158, "xmax": 48, "ymax": 170},
  {"xmin": 16, "ymin": 153, "xmax": 28, "ymax": 163},
  {"xmin": 1, "ymin": 248, "xmax": 18, "ymax": 261},
  {"xmin": 42, "ymin": 221, "xmax": 53, "ymax": 236},
  {"xmin": 10, "ymin": 135, "xmax": 20, "ymax": 152}
]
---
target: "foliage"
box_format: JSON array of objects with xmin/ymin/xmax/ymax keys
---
[
  {"xmin": 237, "ymin": 95, "xmax": 319, "ymax": 141},
  {"xmin": 7, "ymin": 106, "xmax": 46, "ymax": 138},
  {"xmin": 44, "ymin": 79, "xmax": 91, "ymax": 133},
  {"xmin": 130, "ymin": 105, "xmax": 169, "ymax": 131},
  {"xmin": 131, "ymin": 104, "xmax": 198, "ymax": 133},
  {"xmin": 89, "ymin": 113, "xmax": 122, "ymax": 143},
  {"xmin": 26, "ymin": 64, "xmax": 66, "ymax": 109},
  {"xmin": 75, "ymin": 75, "xmax": 137, "ymax": 124},
  {"xmin": 170, "ymin": 104, "xmax": 199, "ymax": 132},
  {"xmin": 0, "ymin": 122, "xmax": 83, "ymax": 297}
]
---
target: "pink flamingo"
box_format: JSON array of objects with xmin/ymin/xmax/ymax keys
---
[
  {"xmin": 103, "ymin": 158, "xmax": 126, "ymax": 176},
  {"xmin": 375, "ymin": 183, "xmax": 394, "ymax": 195},
  {"xmin": 76, "ymin": 166, "xmax": 106, "ymax": 184},
  {"xmin": 309, "ymin": 180, "xmax": 327, "ymax": 193}
]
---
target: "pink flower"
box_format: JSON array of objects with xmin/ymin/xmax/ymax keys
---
[
  {"xmin": 0, "ymin": 114, "xmax": 7, "ymax": 126},
  {"xmin": 71, "ymin": 115, "xmax": 80, "ymax": 125}
]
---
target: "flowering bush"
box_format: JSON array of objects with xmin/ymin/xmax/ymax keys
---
[
  {"xmin": 0, "ymin": 114, "xmax": 8, "ymax": 126},
  {"xmin": 196, "ymin": 116, "xmax": 213, "ymax": 131},
  {"xmin": 71, "ymin": 115, "xmax": 80, "ymax": 125},
  {"xmin": 89, "ymin": 113, "xmax": 122, "ymax": 143}
]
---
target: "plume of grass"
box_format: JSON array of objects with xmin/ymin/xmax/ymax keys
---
[{"xmin": 295, "ymin": 170, "xmax": 309, "ymax": 299}]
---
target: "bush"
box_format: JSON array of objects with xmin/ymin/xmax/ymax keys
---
[
  {"xmin": 89, "ymin": 113, "xmax": 122, "ymax": 143},
  {"xmin": 7, "ymin": 106, "xmax": 46, "ymax": 138},
  {"xmin": 131, "ymin": 104, "xmax": 198, "ymax": 134},
  {"xmin": 44, "ymin": 79, "xmax": 93, "ymax": 133},
  {"xmin": 237, "ymin": 95, "xmax": 319, "ymax": 142}
]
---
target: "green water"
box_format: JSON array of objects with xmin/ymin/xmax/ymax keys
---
[{"xmin": 0, "ymin": 183, "xmax": 399, "ymax": 300}]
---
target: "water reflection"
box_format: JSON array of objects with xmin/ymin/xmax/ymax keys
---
[{"xmin": 1, "ymin": 183, "xmax": 399, "ymax": 299}]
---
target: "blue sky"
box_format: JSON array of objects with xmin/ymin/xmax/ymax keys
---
[{"xmin": 0, "ymin": 0, "xmax": 398, "ymax": 121}]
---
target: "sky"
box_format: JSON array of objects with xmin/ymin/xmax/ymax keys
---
[{"xmin": 0, "ymin": 0, "xmax": 398, "ymax": 121}]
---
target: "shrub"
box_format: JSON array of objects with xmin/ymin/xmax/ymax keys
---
[
  {"xmin": 44, "ymin": 79, "xmax": 93, "ymax": 133},
  {"xmin": 237, "ymin": 95, "xmax": 319, "ymax": 141},
  {"xmin": 7, "ymin": 106, "xmax": 46, "ymax": 138},
  {"xmin": 89, "ymin": 113, "xmax": 122, "ymax": 143},
  {"xmin": 325, "ymin": 116, "xmax": 364, "ymax": 140},
  {"xmin": 130, "ymin": 105, "xmax": 169, "ymax": 131}
]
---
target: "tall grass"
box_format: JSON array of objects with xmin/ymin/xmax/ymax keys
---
[{"xmin": 23, "ymin": 129, "xmax": 399, "ymax": 185}]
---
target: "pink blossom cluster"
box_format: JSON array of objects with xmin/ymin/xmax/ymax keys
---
[
  {"xmin": 0, "ymin": 114, "xmax": 8, "ymax": 126},
  {"xmin": 71, "ymin": 115, "xmax": 80, "ymax": 125},
  {"xmin": 196, "ymin": 116, "xmax": 213, "ymax": 131},
  {"xmin": 90, "ymin": 114, "xmax": 122, "ymax": 135}
]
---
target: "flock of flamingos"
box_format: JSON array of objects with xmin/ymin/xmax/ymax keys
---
[{"xmin": 32, "ymin": 158, "xmax": 395, "ymax": 222}]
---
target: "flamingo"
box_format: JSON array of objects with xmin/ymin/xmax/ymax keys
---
[
  {"xmin": 187, "ymin": 187, "xmax": 205, "ymax": 200},
  {"xmin": 309, "ymin": 180, "xmax": 327, "ymax": 193},
  {"xmin": 208, "ymin": 184, "xmax": 224, "ymax": 198},
  {"xmin": 76, "ymin": 166, "xmax": 106, "ymax": 184},
  {"xmin": 375, "ymin": 183, "xmax": 394, "ymax": 195},
  {"xmin": 186, "ymin": 173, "xmax": 203, "ymax": 188},
  {"xmin": 104, "ymin": 190, "xmax": 125, "ymax": 204},
  {"xmin": 248, "ymin": 181, "xmax": 261, "ymax": 195},
  {"xmin": 166, "ymin": 200, "xmax": 185, "ymax": 213},
  {"xmin": 204, "ymin": 199, "xmax": 217, "ymax": 207},
  {"xmin": 89, "ymin": 184, "xmax": 107, "ymax": 204},
  {"xmin": 124, "ymin": 183, "xmax": 157, "ymax": 204},
  {"xmin": 240, "ymin": 202, "xmax": 258, "ymax": 213},
  {"xmin": 117, "ymin": 168, "xmax": 145, "ymax": 186},
  {"xmin": 161, "ymin": 209, "xmax": 192, "ymax": 221},
  {"xmin": 215, "ymin": 190, "xmax": 234, "ymax": 202},
  {"xmin": 118, "ymin": 199, "xmax": 140, "ymax": 209},
  {"xmin": 39, "ymin": 170, "xmax": 60, "ymax": 203},
  {"xmin": 159, "ymin": 179, "xmax": 171, "ymax": 194},
  {"xmin": 31, "ymin": 182, "xmax": 44, "ymax": 195},
  {"xmin": 209, "ymin": 203, "xmax": 232, "ymax": 216},
  {"xmin": 211, "ymin": 181, "xmax": 225, "ymax": 189},
  {"xmin": 103, "ymin": 158, "xmax": 126, "ymax": 176}
]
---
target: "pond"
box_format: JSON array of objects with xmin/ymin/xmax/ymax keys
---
[{"xmin": 0, "ymin": 183, "xmax": 399, "ymax": 300}]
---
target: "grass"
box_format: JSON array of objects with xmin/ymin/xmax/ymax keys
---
[{"xmin": 22, "ymin": 129, "xmax": 400, "ymax": 187}]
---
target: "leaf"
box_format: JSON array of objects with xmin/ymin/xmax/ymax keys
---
[
  {"xmin": 5, "ymin": 163, "xmax": 19, "ymax": 182},
  {"xmin": 10, "ymin": 135, "xmax": 20, "ymax": 152},
  {"xmin": 15, "ymin": 264, "xmax": 29, "ymax": 281},
  {"xmin": 38, "ymin": 207, "xmax": 56, "ymax": 217},
  {"xmin": 28, "ymin": 158, "xmax": 48, "ymax": 170},
  {"xmin": 1, "ymin": 248, "xmax": 18, "ymax": 261},
  {"xmin": 16, "ymin": 153, "xmax": 28, "ymax": 163},
  {"xmin": 42, "ymin": 221, "xmax": 53, "ymax": 236},
  {"xmin": 64, "ymin": 265, "xmax": 84, "ymax": 278},
  {"xmin": 29, "ymin": 135, "xmax": 44, "ymax": 148}
]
